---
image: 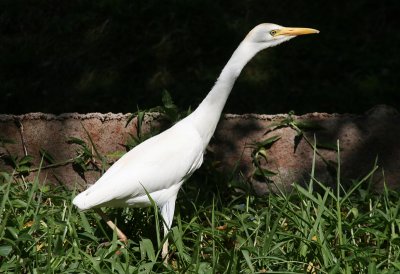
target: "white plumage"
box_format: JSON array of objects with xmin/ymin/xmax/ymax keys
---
[
  {"xmin": 73, "ymin": 23, "xmax": 319, "ymax": 260},
  {"xmin": 73, "ymin": 120, "xmax": 203, "ymax": 210}
]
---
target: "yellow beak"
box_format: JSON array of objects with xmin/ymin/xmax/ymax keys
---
[{"xmin": 274, "ymin": 27, "xmax": 319, "ymax": 36}]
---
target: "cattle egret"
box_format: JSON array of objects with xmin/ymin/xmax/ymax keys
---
[{"xmin": 73, "ymin": 23, "xmax": 319, "ymax": 261}]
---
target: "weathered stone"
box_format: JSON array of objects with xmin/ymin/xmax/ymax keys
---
[{"xmin": 0, "ymin": 105, "xmax": 399, "ymax": 193}]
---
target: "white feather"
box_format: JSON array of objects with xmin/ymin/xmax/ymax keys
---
[{"xmin": 73, "ymin": 119, "xmax": 203, "ymax": 210}]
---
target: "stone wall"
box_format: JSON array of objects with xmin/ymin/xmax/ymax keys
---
[{"xmin": 0, "ymin": 105, "xmax": 399, "ymax": 193}]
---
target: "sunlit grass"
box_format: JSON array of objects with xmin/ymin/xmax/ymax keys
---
[{"xmin": 1, "ymin": 156, "xmax": 399, "ymax": 273}]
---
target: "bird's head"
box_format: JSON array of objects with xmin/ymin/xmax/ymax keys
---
[{"xmin": 245, "ymin": 23, "xmax": 319, "ymax": 49}]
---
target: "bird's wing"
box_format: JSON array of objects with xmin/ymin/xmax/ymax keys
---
[{"xmin": 73, "ymin": 120, "xmax": 204, "ymax": 210}]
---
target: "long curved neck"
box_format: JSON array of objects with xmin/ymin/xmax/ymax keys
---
[{"xmin": 187, "ymin": 41, "xmax": 261, "ymax": 147}]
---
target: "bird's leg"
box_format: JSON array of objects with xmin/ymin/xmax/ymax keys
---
[
  {"xmin": 95, "ymin": 208, "xmax": 128, "ymax": 243},
  {"xmin": 160, "ymin": 198, "xmax": 177, "ymax": 263},
  {"xmin": 162, "ymin": 229, "xmax": 169, "ymax": 263}
]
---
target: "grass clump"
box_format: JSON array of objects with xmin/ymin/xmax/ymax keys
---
[{"xmin": 1, "ymin": 158, "xmax": 399, "ymax": 273}]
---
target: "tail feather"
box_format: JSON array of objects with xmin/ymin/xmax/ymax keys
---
[
  {"xmin": 73, "ymin": 187, "xmax": 108, "ymax": 210},
  {"xmin": 72, "ymin": 191, "xmax": 91, "ymax": 211}
]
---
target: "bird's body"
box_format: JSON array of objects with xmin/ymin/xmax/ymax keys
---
[
  {"xmin": 73, "ymin": 119, "xmax": 204, "ymax": 210},
  {"xmin": 73, "ymin": 23, "xmax": 319, "ymax": 260}
]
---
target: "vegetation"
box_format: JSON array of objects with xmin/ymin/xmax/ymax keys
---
[
  {"xmin": 1, "ymin": 98, "xmax": 399, "ymax": 273},
  {"xmin": 1, "ymin": 154, "xmax": 400, "ymax": 273}
]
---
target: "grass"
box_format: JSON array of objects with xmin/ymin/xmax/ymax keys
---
[
  {"xmin": 1, "ymin": 152, "xmax": 400, "ymax": 273},
  {"xmin": 0, "ymin": 103, "xmax": 399, "ymax": 273}
]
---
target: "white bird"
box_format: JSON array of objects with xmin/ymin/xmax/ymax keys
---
[{"xmin": 73, "ymin": 23, "xmax": 319, "ymax": 260}]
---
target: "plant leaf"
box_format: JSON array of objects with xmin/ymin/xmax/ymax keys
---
[
  {"xmin": 255, "ymin": 135, "xmax": 281, "ymax": 148},
  {"xmin": 253, "ymin": 167, "xmax": 277, "ymax": 178},
  {"xmin": 39, "ymin": 148, "xmax": 55, "ymax": 164},
  {"xmin": 67, "ymin": 137, "xmax": 86, "ymax": 146},
  {"xmin": 316, "ymin": 141, "xmax": 340, "ymax": 151},
  {"xmin": 0, "ymin": 245, "xmax": 12, "ymax": 256}
]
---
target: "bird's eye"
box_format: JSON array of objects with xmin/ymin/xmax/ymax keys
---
[{"xmin": 269, "ymin": 30, "xmax": 278, "ymax": 36}]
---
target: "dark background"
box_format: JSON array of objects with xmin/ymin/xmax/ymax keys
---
[{"xmin": 1, "ymin": 0, "xmax": 399, "ymax": 115}]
